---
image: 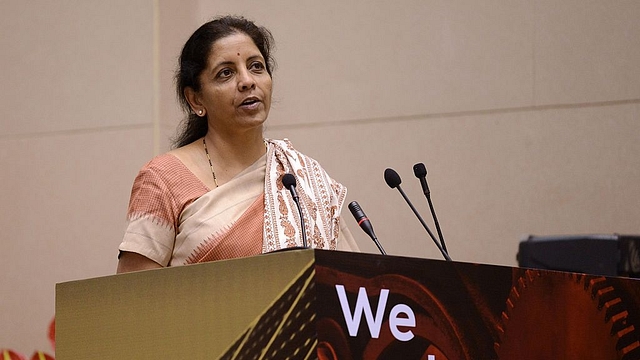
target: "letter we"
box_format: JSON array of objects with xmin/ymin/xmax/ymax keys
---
[{"xmin": 335, "ymin": 284, "xmax": 415, "ymax": 341}]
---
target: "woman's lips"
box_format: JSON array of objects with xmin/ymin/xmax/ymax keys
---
[{"xmin": 239, "ymin": 97, "xmax": 261, "ymax": 110}]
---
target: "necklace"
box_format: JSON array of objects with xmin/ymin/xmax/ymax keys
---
[
  {"xmin": 202, "ymin": 138, "xmax": 269, "ymax": 189},
  {"xmin": 202, "ymin": 138, "xmax": 219, "ymax": 188}
]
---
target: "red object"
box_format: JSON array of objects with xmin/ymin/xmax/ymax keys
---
[
  {"xmin": 48, "ymin": 318, "xmax": 55, "ymax": 351},
  {"xmin": 29, "ymin": 352, "xmax": 54, "ymax": 360},
  {"xmin": 0, "ymin": 349, "xmax": 27, "ymax": 360}
]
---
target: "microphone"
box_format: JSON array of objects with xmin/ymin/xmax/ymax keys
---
[
  {"xmin": 384, "ymin": 168, "xmax": 451, "ymax": 261},
  {"xmin": 413, "ymin": 163, "xmax": 448, "ymax": 255},
  {"xmin": 282, "ymin": 173, "xmax": 308, "ymax": 248},
  {"xmin": 348, "ymin": 201, "xmax": 387, "ymax": 255}
]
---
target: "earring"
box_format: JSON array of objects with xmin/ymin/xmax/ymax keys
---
[{"xmin": 198, "ymin": 110, "xmax": 204, "ymax": 116}]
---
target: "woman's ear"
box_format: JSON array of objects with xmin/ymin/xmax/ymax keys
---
[{"xmin": 184, "ymin": 87, "xmax": 205, "ymax": 116}]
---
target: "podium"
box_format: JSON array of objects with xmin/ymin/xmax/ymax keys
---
[{"xmin": 56, "ymin": 249, "xmax": 640, "ymax": 359}]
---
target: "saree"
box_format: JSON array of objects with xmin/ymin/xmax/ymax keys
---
[{"xmin": 119, "ymin": 139, "xmax": 358, "ymax": 267}]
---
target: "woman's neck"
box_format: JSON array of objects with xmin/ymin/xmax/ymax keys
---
[{"xmin": 202, "ymin": 130, "xmax": 267, "ymax": 181}]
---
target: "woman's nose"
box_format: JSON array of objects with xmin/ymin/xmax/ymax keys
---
[{"xmin": 237, "ymin": 69, "xmax": 256, "ymax": 91}]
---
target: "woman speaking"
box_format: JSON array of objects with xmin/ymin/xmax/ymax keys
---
[{"xmin": 117, "ymin": 16, "xmax": 358, "ymax": 273}]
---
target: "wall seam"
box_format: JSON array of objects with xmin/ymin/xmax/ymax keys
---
[
  {"xmin": 532, "ymin": 0, "xmax": 538, "ymax": 107},
  {"xmin": 153, "ymin": 0, "xmax": 161, "ymax": 155},
  {"xmin": 268, "ymin": 98, "xmax": 640, "ymax": 130}
]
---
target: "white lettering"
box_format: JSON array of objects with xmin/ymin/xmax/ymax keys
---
[
  {"xmin": 389, "ymin": 304, "xmax": 415, "ymax": 341},
  {"xmin": 335, "ymin": 285, "xmax": 389, "ymax": 338},
  {"xmin": 335, "ymin": 285, "xmax": 417, "ymax": 342}
]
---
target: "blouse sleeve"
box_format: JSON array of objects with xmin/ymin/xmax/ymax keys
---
[{"xmin": 118, "ymin": 161, "xmax": 179, "ymax": 267}]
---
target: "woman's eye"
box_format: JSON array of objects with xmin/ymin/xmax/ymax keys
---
[
  {"xmin": 250, "ymin": 61, "xmax": 265, "ymax": 71},
  {"xmin": 217, "ymin": 68, "xmax": 233, "ymax": 79}
]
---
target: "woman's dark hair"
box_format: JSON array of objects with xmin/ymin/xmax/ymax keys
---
[{"xmin": 172, "ymin": 16, "xmax": 275, "ymax": 148}]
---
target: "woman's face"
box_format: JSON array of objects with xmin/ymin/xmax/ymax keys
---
[{"xmin": 192, "ymin": 32, "xmax": 272, "ymax": 135}]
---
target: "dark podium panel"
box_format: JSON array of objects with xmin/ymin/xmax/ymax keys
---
[{"xmin": 56, "ymin": 249, "xmax": 640, "ymax": 359}]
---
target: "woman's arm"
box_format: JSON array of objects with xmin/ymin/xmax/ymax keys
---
[
  {"xmin": 336, "ymin": 217, "xmax": 361, "ymax": 252},
  {"xmin": 116, "ymin": 251, "xmax": 163, "ymax": 273}
]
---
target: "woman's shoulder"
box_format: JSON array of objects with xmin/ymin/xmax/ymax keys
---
[
  {"xmin": 132, "ymin": 148, "xmax": 209, "ymax": 203},
  {"xmin": 268, "ymin": 138, "xmax": 309, "ymax": 158},
  {"xmin": 268, "ymin": 138, "xmax": 322, "ymax": 167},
  {"xmin": 136, "ymin": 153, "xmax": 188, "ymax": 183},
  {"xmin": 135, "ymin": 145, "xmax": 201, "ymax": 187},
  {"xmin": 140, "ymin": 141, "xmax": 199, "ymax": 172},
  {"xmin": 267, "ymin": 138, "xmax": 341, "ymax": 185},
  {"xmin": 142, "ymin": 152, "xmax": 182, "ymax": 169}
]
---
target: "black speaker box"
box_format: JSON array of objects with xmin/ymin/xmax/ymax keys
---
[{"xmin": 517, "ymin": 234, "xmax": 640, "ymax": 278}]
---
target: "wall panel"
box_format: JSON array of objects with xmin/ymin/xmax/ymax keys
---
[
  {"xmin": 535, "ymin": 0, "xmax": 640, "ymax": 104},
  {"xmin": 0, "ymin": 1, "xmax": 154, "ymax": 137}
]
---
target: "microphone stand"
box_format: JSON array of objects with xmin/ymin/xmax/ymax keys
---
[
  {"xmin": 395, "ymin": 185, "xmax": 451, "ymax": 261},
  {"xmin": 414, "ymin": 163, "xmax": 448, "ymax": 255},
  {"xmin": 283, "ymin": 174, "xmax": 308, "ymax": 248}
]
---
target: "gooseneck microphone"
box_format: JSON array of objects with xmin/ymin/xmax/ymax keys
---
[
  {"xmin": 413, "ymin": 163, "xmax": 448, "ymax": 255},
  {"xmin": 384, "ymin": 168, "xmax": 451, "ymax": 261},
  {"xmin": 282, "ymin": 173, "xmax": 308, "ymax": 248},
  {"xmin": 348, "ymin": 201, "xmax": 387, "ymax": 255}
]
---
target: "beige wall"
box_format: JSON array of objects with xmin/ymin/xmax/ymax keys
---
[
  {"xmin": 0, "ymin": 0, "xmax": 156, "ymax": 354},
  {"xmin": 2, "ymin": 0, "xmax": 639, "ymax": 354}
]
